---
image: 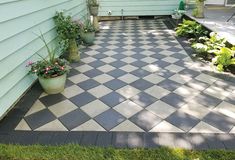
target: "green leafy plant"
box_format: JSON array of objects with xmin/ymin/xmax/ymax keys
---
[
  {"xmin": 192, "ymin": 32, "xmax": 226, "ymax": 54},
  {"xmin": 54, "ymin": 12, "xmax": 80, "ymax": 52},
  {"xmin": 27, "ymin": 33, "xmax": 69, "ymax": 78},
  {"xmin": 54, "ymin": 12, "xmax": 81, "ymax": 62},
  {"xmin": 212, "ymin": 47, "xmax": 235, "ymax": 72},
  {"xmin": 176, "ymin": 19, "xmax": 208, "ymax": 40},
  {"xmin": 80, "ymin": 19, "xmax": 96, "ymax": 33},
  {"xmin": 87, "ymin": 0, "xmax": 99, "ymax": 7}
]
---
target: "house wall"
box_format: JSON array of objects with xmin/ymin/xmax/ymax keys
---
[
  {"xmin": 0, "ymin": 0, "xmax": 88, "ymax": 119},
  {"xmin": 98, "ymin": 0, "xmax": 181, "ymax": 16}
]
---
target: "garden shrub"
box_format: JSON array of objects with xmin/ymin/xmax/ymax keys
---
[
  {"xmin": 212, "ymin": 47, "xmax": 235, "ymax": 72},
  {"xmin": 176, "ymin": 19, "xmax": 208, "ymax": 40}
]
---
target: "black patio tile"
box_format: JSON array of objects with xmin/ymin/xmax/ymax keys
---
[
  {"xmin": 217, "ymin": 134, "xmax": 235, "ymax": 149},
  {"xmin": 93, "ymin": 53, "xmax": 108, "ymax": 59},
  {"xmin": 77, "ymin": 79, "xmax": 100, "ymax": 90},
  {"xmin": 100, "ymin": 92, "xmax": 126, "ymax": 107},
  {"xmin": 130, "ymin": 92, "xmax": 157, "ymax": 108},
  {"xmin": 204, "ymin": 134, "xmax": 225, "ymax": 149},
  {"xmin": 167, "ymin": 47, "xmax": 183, "ymax": 53},
  {"xmin": 144, "ymin": 133, "xmax": 160, "ymax": 148},
  {"xmin": 25, "ymin": 109, "xmax": 56, "ymax": 130},
  {"xmin": 131, "ymin": 48, "xmax": 145, "ymax": 53},
  {"xmin": 70, "ymin": 92, "xmax": 96, "ymax": 107},
  {"xmin": 59, "ymin": 108, "xmax": 90, "ymax": 130},
  {"xmin": 203, "ymin": 112, "xmax": 235, "ymax": 133},
  {"xmin": 94, "ymin": 109, "xmax": 126, "ymax": 131},
  {"xmin": 161, "ymin": 93, "xmax": 186, "ymax": 108},
  {"xmin": 131, "ymin": 54, "xmax": 147, "ymax": 60},
  {"xmin": 104, "ymin": 79, "xmax": 127, "ymax": 90},
  {"xmin": 80, "ymin": 132, "xmax": 98, "ymax": 146},
  {"xmin": 149, "ymin": 47, "xmax": 164, "ymax": 53},
  {"xmin": 192, "ymin": 93, "xmax": 222, "ymax": 109},
  {"xmin": 113, "ymin": 48, "xmax": 128, "ymax": 53},
  {"xmin": 66, "ymin": 132, "xmax": 83, "ymax": 144},
  {"xmin": 96, "ymin": 132, "xmax": 113, "ymax": 147},
  {"xmin": 112, "ymin": 132, "xmax": 128, "ymax": 148},
  {"xmin": 158, "ymin": 79, "xmax": 181, "ymax": 91},
  {"xmin": 39, "ymin": 94, "xmax": 67, "ymax": 107},
  {"xmin": 111, "ymin": 53, "xmax": 127, "ymax": 60},
  {"xmin": 88, "ymin": 60, "xmax": 106, "ymax": 68},
  {"xmin": 173, "ymin": 134, "xmax": 193, "ymax": 149},
  {"xmin": 110, "ymin": 61, "xmax": 127, "ymax": 68},
  {"xmin": 65, "ymin": 79, "xmax": 75, "ymax": 88},
  {"xmin": 37, "ymin": 132, "xmax": 54, "ymax": 145},
  {"xmin": 67, "ymin": 68, "xmax": 80, "ymax": 77},
  {"xmin": 129, "ymin": 110, "xmax": 161, "ymax": 131},
  {"xmin": 128, "ymin": 133, "xmax": 144, "ymax": 148},
  {"xmin": 179, "ymin": 69, "xmax": 201, "ymax": 78},
  {"xmin": 188, "ymin": 133, "xmax": 209, "ymax": 150},
  {"xmin": 130, "ymin": 79, "xmax": 154, "ymax": 90},
  {"xmin": 131, "ymin": 69, "xmax": 151, "ymax": 78},
  {"xmin": 84, "ymin": 69, "xmax": 103, "ymax": 78},
  {"xmin": 50, "ymin": 132, "xmax": 69, "ymax": 145},
  {"xmin": 165, "ymin": 111, "xmax": 200, "ymax": 132},
  {"xmin": 150, "ymin": 54, "xmax": 167, "ymax": 60},
  {"xmin": 131, "ymin": 61, "xmax": 148, "ymax": 68},
  {"xmin": 96, "ymin": 47, "xmax": 110, "ymax": 53},
  {"xmin": 170, "ymin": 53, "xmax": 188, "ymax": 60},
  {"xmin": 107, "ymin": 69, "xmax": 126, "ymax": 78}
]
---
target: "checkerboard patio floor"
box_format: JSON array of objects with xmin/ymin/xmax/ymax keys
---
[{"xmin": 15, "ymin": 20, "xmax": 235, "ymax": 134}]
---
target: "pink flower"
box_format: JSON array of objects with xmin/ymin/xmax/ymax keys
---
[
  {"xmin": 46, "ymin": 67, "xmax": 50, "ymax": 71},
  {"xmin": 26, "ymin": 61, "xmax": 34, "ymax": 67}
]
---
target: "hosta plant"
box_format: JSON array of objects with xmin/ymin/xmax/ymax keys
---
[
  {"xmin": 192, "ymin": 32, "xmax": 226, "ymax": 54},
  {"xmin": 212, "ymin": 47, "xmax": 235, "ymax": 72},
  {"xmin": 176, "ymin": 19, "xmax": 208, "ymax": 40}
]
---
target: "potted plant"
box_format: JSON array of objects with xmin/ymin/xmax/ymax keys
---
[
  {"xmin": 88, "ymin": 0, "xmax": 99, "ymax": 16},
  {"xmin": 192, "ymin": 0, "xmax": 205, "ymax": 18},
  {"xmin": 80, "ymin": 19, "xmax": 96, "ymax": 45},
  {"xmin": 54, "ymin": 12, "xmax": 81, "ymax": 62},
  {"xmin": 27, "ymin": 33, "xmax": 69, "ymax": 94}
]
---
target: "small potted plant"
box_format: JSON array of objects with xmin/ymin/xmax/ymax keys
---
[
  {"xmin": 27, "ymin": 33, "xmax": 69, "ymax": 94},
  {"xmin": 192, "ymin": 0, "xmax": 205, "ymax": 18},
  {"xmin": 80, "ymin": 19, "xmax": 96, "ymax": 45},
  {"xmin": 88, "ymin": 0, "xmax": 99, "ymax": 16},
  {"xmin": 54, "ymin": 12, "xmax": 81, "ymax": 62}
]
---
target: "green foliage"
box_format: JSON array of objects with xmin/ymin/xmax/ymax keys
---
[
  {"xmin": 87, "ymin": 0, "xmax": 99, "ymax": 6},
  {"xmin": 80, "ymin": 19, "xmax": 96, "ymax": 33},
  {"xmin": 27, "ymin": 33, "xmax": 68, "ymax": 78},
  {"xmin": 54, "ymin": 12, "xmax": 80, "ymax": 52},
  {"xmin": 212, "ymin": 47, "xmax": 235, "ymax": 72},
  {"xmin": 192, "ymin": 32, "xmax": 226, "ymax": 54},
  {"xmin": 1, "ymin": 144, "xmax": 235, "ymax": 160},
  {"xmin": 176, "ymin": 19, "xmax": 208, "ymax": 40}
]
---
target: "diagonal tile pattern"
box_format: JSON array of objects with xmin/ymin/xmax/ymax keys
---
[{"xmin": 16, "ymin": 20, "xmax": 235, "ymax": 133}]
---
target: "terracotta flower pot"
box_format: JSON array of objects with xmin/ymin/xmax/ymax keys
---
[{"xmin": 39, "ymin": 74, "xmax": 67, "ymax": 94}]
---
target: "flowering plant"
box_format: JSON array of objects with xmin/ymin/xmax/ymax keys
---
[
  {"xmin": 80, "ymin": 19, "xmax": 96, "ymax": 33},
  {"xmin": 27, "ymin": 33, "xmax": 69, "ymax": 79}
]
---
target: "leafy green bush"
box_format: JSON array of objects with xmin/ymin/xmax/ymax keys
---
[
  {"xmin": 212, "ymin": 47, "xmax": 235, "ymax": 72},
  {"xmin": 192, "ymin": 32, "xmax": 226, "ymax": 54},
  {"xmin": 176, "ymin": 19, "xmax": 208, "ymax": 40},
  {"xmin": 54, "ymin": 12, "xmax": 80, "ymax": 52}
]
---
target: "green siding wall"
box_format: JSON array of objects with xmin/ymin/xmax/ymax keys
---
[
  {"xmin": 99, "ymin": 0, "xmax": 181, "ymax": 16},
  {"xmin": 0, "ymin": 0, "xmax": 88, "ymax": 119}
]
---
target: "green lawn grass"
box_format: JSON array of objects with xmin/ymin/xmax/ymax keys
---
[{"xmin": 0, "ymin": 144, "xmax": 235, "ymax": 160}]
